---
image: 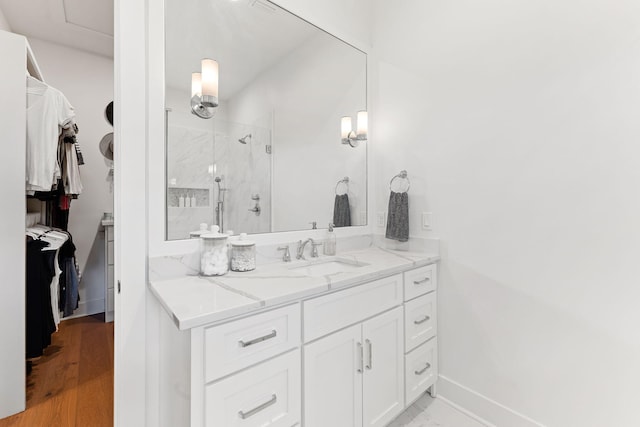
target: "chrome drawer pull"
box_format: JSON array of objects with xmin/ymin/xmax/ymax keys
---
[
  {"xmin": 413, "ymin": 277, "xmax": 431, "ymax": 285},
  {"xmin": 414, "ymin": 315, "xmax": 430, "ymax": 325},
  {"xmin": 415, "ymin": 362, "xmax": 431, "ymax": 376},
  {"xmin": 239, "ymin": 329, "xmax": 277, "ymax": 347},
  {"xmin": 238, "ymin": 394, "xmax": 277, "ymax": 419},
  {"xmin": 357, "ymin": 342, "xmax": 364, "ymax": 373},
  {"xmin": 365, "ymin": 339, "xmax": 372, "ymax": 370}
]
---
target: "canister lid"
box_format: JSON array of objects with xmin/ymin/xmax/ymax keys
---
[
  {"xmin": 201, "ymin": 225, "xmax": 227, "ymax": 240},
  {"xmin": 189, "ymin": 223, "xmax": 210, "ymax": 238},
  {"xmin": 231, "ymin": 232, "xmax": 255, "ymax": 247}
]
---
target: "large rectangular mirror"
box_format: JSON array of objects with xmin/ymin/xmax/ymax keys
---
[{"xmin": 165, "ymin": 0, "xmax": 367, "ymax": 240}]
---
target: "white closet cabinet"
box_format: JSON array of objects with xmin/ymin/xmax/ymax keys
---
[
  {"xmin": 103, "ymin": 221, "xmax": 114, "ymax": 322},
  {"xmin": 0, "ymin": 29, "xmax": 44, "ymax": 419},
  {"xmin": 304, "ymin": 306, "xmax": 404, "ymax": 427}
]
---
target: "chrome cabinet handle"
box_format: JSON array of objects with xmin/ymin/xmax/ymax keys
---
[
  {"xmin": 414, "ymin": 315, "xmax": 431, "ymax": 325},
  {"xmin": 239, "ymin": 330, "xmax": 277, "ymax": 347},
  {"xmin": 238, "ymin": 394, "xmax": 277, "ymax": 419},
  {"xmin": 365, "ymin": 339, "xmax": 372, "ymax": 370},
  {"xmin": 357, "ymin": 342, "xmax": 363, "ymax": 373},
  {"xmin": 413, "ymin": 277, "xmax": 431, "ymax": 285},
  {"xmin": 415, "ymin": 362, "xmax": 431, "ymax": 376}
]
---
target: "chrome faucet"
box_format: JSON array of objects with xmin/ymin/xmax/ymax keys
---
[
  {"xmin": 277, "ymin": 245, "xmax": 291, "ymax": 262},
  {"xmin": 296, "ymin": 238, "xmax": 314, "ymax": 260}
]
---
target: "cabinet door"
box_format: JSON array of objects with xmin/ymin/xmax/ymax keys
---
[
  {"xmin": 362, "ymin": 307, "xmax": 404, "ymax": 427},
  {"xmin": 304, "ymin": 324, "xmax": 363, "ymax": 427}
]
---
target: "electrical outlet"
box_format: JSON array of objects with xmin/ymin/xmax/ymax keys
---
[
  {"xmin": 377, "ymin": 212, "xmax": 386, "ymax": 227},
  {"xmin": 422, "ymin": 212, "xmax": 432, "ymax": 230}
]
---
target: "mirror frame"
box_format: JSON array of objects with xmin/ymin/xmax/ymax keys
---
[{"xmin": 148, "ymin": 0, "xmax": 373, "ymax": 257}]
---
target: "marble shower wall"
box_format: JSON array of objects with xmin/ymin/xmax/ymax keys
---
[
  {"xmin": 166, "ymin": 122, "xmax": 215, "ymax": 240},
  {"xmin": 213, "ymin": 120, "xmax": 272, "ymax": 235},
  {"xmin": 166, "ymin": 107, "xmax": 272, "ymax": 239}
]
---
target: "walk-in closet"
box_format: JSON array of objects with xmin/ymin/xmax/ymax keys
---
[{"xmin": 0, "ymin": 24, "xmax": 115, "ymax": 422}]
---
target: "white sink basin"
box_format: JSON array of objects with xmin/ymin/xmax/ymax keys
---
[{"xmin": 288, "ymin": 258, "xmax": 369, "ymax": 277}]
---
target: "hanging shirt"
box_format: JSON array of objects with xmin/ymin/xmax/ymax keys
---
[{"xmin": 26, "ymin": 76, "xmax": 75, "ymax": 193}]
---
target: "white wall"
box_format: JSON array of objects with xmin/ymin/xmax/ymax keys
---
[
  {"xmin": 372, "ymin": 1, "xmax": 640, "ymax": 426},
  {"xmin": 0, "ymin": 5, "xmax": 11, "ymax": 31},
  {"xmin": 28, "ymin": 38, "xmax": 114, "ymax": 316}
]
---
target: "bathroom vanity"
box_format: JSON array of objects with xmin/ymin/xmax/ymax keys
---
[{"xmin": 150, "ymin": 246, "xmax": 439, "ymax": 427}]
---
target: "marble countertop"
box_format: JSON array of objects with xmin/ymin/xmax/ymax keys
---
[{"xmin": 149, "ymin": 246, "xmax": 439, "ymax": 330}]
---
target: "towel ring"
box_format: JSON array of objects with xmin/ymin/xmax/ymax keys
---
[
  {"xmin": 335, "ymin": 177, "xmax": 349, "ymax": 196},
  {"xmin": 389, "ymin": 170, "xmax": 410, "ymax": 193}
]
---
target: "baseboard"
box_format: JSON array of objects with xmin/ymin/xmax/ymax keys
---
[
  {"xmin": 61, "ymin": 298, "xmax": 105, "ymax": 320},
  {"xmin": 437, "ymin": 375, "xmax": 546, "ymax": 427}
]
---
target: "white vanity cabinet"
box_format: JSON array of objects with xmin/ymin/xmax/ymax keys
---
[
  {"xmin": 304, "ymin": 306, "xmax": 405, "ymax": 427},
  {"xmin": 402, "ymin": 264, "xmax": 439, "ymax": 406},
  {"xmin": 154, "ymin": 255, "xmax": 439, "ymax": 427},
  {"xmin": 303, "ymin": 274, "xmax": 405, "ymax": 427},
  {"xmin": 158, "ymin": 303, "xmax": 302, "ymax": 427}
]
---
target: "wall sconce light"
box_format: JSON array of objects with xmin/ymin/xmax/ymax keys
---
[
  {"xmin": 341, "ymin": 110, "xmax": 368, "ymax": 147},
  {"xmin": 191, "ymin": 58, "xmax": 219, "ymax": 119}
]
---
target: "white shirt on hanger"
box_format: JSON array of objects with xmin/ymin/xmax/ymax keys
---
[{"xmin": 26, "ymin": 76, "xmax": 75, "ymax": 192}]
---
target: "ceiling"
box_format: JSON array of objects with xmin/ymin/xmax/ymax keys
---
[
  {"xmin": 0, "ymin": 0, "xmax": 114, "ymax": 57},
  {"xmin": 165, "ymin": 0, "xmax": 318, "ymax": 100},
  {"xmin": 0, "ymin": 0, "xmax": 351, "ymax": 100}
]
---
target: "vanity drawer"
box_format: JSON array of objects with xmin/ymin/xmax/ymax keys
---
[
  {"xmin": 404, "ymin": 291, "xmax": 437, "ymax": 352},
  {"xmin": 303, "ymin": 274, "xmax": 403, "ymax": 342},
  {"xmin": 404, "ymin": 264, "xmax": 437, "ymax": 301},
  {"xmin": 405, "ymin": 337, "xmax": 438, "ymax": 406},
  {"xmin": 205, "ymin": 349, "xmax": 301, "ymax": 427},
  {"xmin": 204, "ymin": 304, "xmax": 300, "ymax": 382}
]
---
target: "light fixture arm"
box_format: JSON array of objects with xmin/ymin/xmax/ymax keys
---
[
  {"xmin": 191, "ymin": 95, "xmax": 216, "ymax": 119},
  {"xmin": 342, "ymin": 131, "xmax": 365, "ymax": 147},
  {"xmin": 341, "ymin": 110, "xmax": 368, "ymax": 147}
]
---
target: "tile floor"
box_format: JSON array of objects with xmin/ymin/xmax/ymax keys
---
[{"xmin": 389, "ymin": 394, "xmax": 487, "ymax": 427}]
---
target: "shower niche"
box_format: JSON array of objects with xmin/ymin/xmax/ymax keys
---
[{"xmin": 166, "ymin": 106, "xmax": 272, "ymax": 240}]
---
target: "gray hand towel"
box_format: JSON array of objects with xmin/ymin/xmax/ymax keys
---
[
  {"xmin": 333, "ymin": 194, "xmax": 351, "ymax": 227},
  {"xmin": 386, "ymin": 191, "xmax": 409, "ymax": 242}
]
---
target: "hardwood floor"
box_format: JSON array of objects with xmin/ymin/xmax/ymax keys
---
[{"xmin": 0, "ymin": 314, "xmax": 114, "ymax": 427}]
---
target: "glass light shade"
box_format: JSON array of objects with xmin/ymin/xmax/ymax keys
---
[
  {"xmin": 201, "ymin": 59, "xmax": 219, "ymax": 98},
  {"xmin": 341, "ymin": 116, "xmax": 352, "ymax": 139},
  {"xmin": 356, "ymin": 110, "xmax": 368, "ymax": 139},
  {"xmin": 191, "ymin": 72, "xmax": 202, "ymax": 97}
]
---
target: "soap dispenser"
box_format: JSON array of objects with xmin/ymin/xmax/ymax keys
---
[{"xmin": 324, "ymin": 223, "xmax": 336, "ymax": 256}]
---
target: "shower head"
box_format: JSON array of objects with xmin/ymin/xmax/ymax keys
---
[
  {"xmin": 238, "ymin": 134, "xmax": 252, "ymax": 144},
  {"xmin": 214, "ymin": 176, "xmax": 222, "ymax": 183}
]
